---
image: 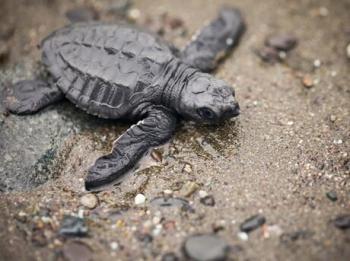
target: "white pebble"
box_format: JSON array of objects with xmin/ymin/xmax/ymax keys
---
[
  {"xmin": 198, "ymin": 190, "xmax": 208, "ymax": 198},
  {"xmin": 110, "ymin": 241, "xmax": 119, "ymax": 251},
  {"xmin": 313, "ymin": 59, "xmax": 321, "ymax": 68},
  {"xmin": 134, "ymin": 194, "xmax": 146, "ymax": 205},
  {"xmin": 237, "ymin": 232, "xmax": 248, "ymax": 241}
]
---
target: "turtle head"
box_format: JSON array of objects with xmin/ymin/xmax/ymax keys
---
[{"xmin": 178, "ymin": 73, "xmax": 240, "ymax": 124}]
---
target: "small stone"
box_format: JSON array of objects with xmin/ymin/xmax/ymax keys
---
[
  {"xmin": 181, "ymin": 181, "xmax": 199, "ymax": 197},
  {"xmin": 161, "ymin": 252, "xmax": 179, "ymax": 261},
  {"xmin": 110, "ymin": 241, "xmax": 119, "ymax": 251},
  {"xmin": 135, "ymin": 231, "xmax": 153, "ymax": 244},
  {"xmin": 134, "ymin": 193, "xmax": 146, "ymax": 205},
  {"xmin": 302, "ymin": 74, "xmax": 314, "ymax": 88},
  {"xmin": 346, "ymin": 43, "xmax": 350, "ymax": 59},
  {"xmin": 313, "ymin": 59, "xmax": 321, "ymax": 68},
  {"xmin": 333, "ymin": 214, "xmax": 350, "ymax": 230},
  {"xmin": 240, "ymin": 214, "xmax": 266, "ymax": 233},
  {"xmin": 80, "ymin": 194, "xmax": 99, "ymax": 209},
  {"xmin": 257, "ymin": 46, "xmax": 280, "ymax": 63},
  {"xmin": 198, "ymin": 190, "xmax": 208, "ymax": 198},
  {"xmin": 326, "ymin": 191, "xmax": 338, "ymax": 202},
  {"xmin": 127, "ymin": 8, "xmax": 141, "ymax": 22},
  {"xmin": 168, "ymin": 17, "xmax": 184, "ymax": 30},
  {"xmin": 183, "ymin": 234, "xmax": 230, "ymax": 261},
  {"xmin": 200, "ymin": 195, "xmax": 215, "ymax": 206},
  {"xmin": 62, "ymin": 241, "xmax": 93, "ymax": 261},
  {"xmin": 65, "ymin": 7, "xmax": 99, "ymax": 23},
  {"xmin": 265, "ymin": 34, "xmax": 298, "ymax": 51},
  {"xmin": 237, "ymin": 232, "xmax": 248, "ymax": 241},
  {"xmin": 330, "ymin": 115, "xmax": 337, "ymax": 122},
  {"xmin": 59, "ymin": 215, "xmax": 88, "ymax": 237},
  {"xmin": 163, "ymin": 189, "xmax": 173, "ymax": 196},
  {"xmin": 151, "ymin": 149, "xmax": 163, "ymax": 162},
  {"xmin": 319, "ymin": 7, "xmax": 329, "ymax": 17},
  {"xmin": 183, "ymin": 163, "xmax": 193, "ymax": 173}
]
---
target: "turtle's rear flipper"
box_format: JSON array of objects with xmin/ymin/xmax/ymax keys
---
[
  {"xmin": 85, "ymin": 106, "xmax": 177, "ymax": 191},
  {"xmin": 5, "ymin": 79, "xmax": 64, "ymax": 114},
  {"xmin": 181, "ymin": 7, "xmax": 245, "ymax": 72}
]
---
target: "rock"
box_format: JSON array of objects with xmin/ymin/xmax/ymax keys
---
[
  {"xmin": 59, "ymin": 215, "xmax": 88, "ymax": 237},
  {"xmin": 256, "ymin": 47, "xmax": 280, "ymax": 64},
  {"xmin": 161, "ymin": 252, "xmax": 179, "ymax": 261},
  {"xmin": 198, "ymin": 190, "xmax": 208, "ymax": 198},
  {"xmin": 302, "ymin": 74, "xmax": 314, "ymax": 88},
  {"xmin": 200, "ymin": 195, "xmax": 215, "ymax": 206},
  {"xmin": 127, "ymin": 8, "xmax": 141, "ymax": 22},
  {"xmin": 240, "ymin": 214, "xmax": 266, "ymax": 233},
  {"xmin": 65, "ymin": 7, "xmax": 99, "ymax": 23},
  {"xmin": 265, "ymin": 34, "xmax": 298, "ymax": 51},
  {"xmin": 333, "ymin": 214, "xmax": 350, "ymax": 230},
  {"xmin": 80, "ymin": 194, "xmax": 99, "ymax": 209},
  {"xmin": 62, "ymin": 241, "xmax": 93, "ymax": 261},
  {"xmin": 280, "ymin": 230, "xmax": 314, "ymax": 243},
  {"xmin": 181, "ymin": 181, "xmax": 199, "ymax": 197},
  {"xmin": 150, "ymin": 196, "xmax": 190, "ymax": 209},
  {"xmin": 134, "ymin": 193, "xmax": 146, "ymax": 205},
  {"xmin": 183, "ymin": 234, "xmax": 230, "ymax": 261},
  {"xmin": 326, "ymin": 191, "xmax": 338, "ymax": 202}
]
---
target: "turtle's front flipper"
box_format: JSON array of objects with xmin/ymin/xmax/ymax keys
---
[
  {"xmin": 85, "ymin": 106, "xmax": 177, "ymax": 191},
  {"xmin": 5, "ymin": 79, "xmax": 64, "ymax": 114},
  {"xmin": 181, "ymin": 7, "xmax": 245, "ymax": 72}
]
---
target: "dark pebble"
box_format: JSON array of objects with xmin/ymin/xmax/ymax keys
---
[
  {"xmin": 280, "ymin": 230, "xmax": 314, "ymax": 243},
  {"xmin": 256, "ymin": 47, "xmax": 280, "ymax": 64},
  {"xmin": 200, "ymin": 195, "xmax": 215, "ymax": 206},
  {"xmin": 161, "ymin": 252, "xmax": 179, "ymax": 261},
  {"xmin": 65, "ymin": 7, "xmax": 99, "ymax": 23},
  {"xmin": 265, "ymin": 34, "xmax": 298, "ymax": 51},
  {"xmin": 333, "ymin": 214, "xmax": 350, "ymax": 230},
  {"xmin": 59, "ymin": 215, "xmax": 88, "ymax": 237},
  {"xmin": 62, "ymin": 241, "xmax": 93, "ymax": 261},
  {"xmin": 183, "ymin": 234, "xmax": 230, "ymax": 261},
  {"xmin": 326, "ymin": 191, "xmax": 338, "ymax": 201},
  {"xmin": 240, "ymin": 214, "xmax": 266, "ymax": 233}
]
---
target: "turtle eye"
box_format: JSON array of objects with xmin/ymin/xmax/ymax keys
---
[{"xmin": 197, "ymin": 107, "xmax": 215, "ymax": 120}]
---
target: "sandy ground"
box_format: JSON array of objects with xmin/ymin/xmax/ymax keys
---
[{"xmin": 0, "ymin": 0, "xmax": 349, "ymax": 260}]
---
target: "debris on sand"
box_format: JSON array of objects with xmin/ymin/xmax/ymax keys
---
[
  {"xmin": 183, "ymin": 234, "xmax": 230, "ymax": 261},
  {"xmin": 240, "ymin": 214, "xmax": 266, "ymax": 233},
  {"xmin": 302, "ymin": 74, "xmax": 314, "ymax": 88},
  {"xmin": 326, "ymin": 191, "xmax": 338, "ymax": 202},
  {"xmin": 59, "ymin": 215, "xmax": 88, "ymax": 237},
  {"xmin": 80, "ymin": 193, "xmax": 99, "ymax": 209}
]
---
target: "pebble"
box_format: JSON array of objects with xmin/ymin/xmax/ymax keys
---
[
  {"xmin": 346, "ymin": 43, "xmax": 350, "ymax": 59},
  {"xmin": 326, "ymin": 191, "xmax": 338, "ymax": 202},
  {"xmin": 302, "ymin": 74, "xmax": 314, "ymax": 88},
  {"xmin": 127, "ymin": 8, "xmax": 141, "ymax": 22},
  {"xmin": 313, "ymin": 59, "xmax": 321, "ymax": 68},
  {"xmin": 80, "ymin": 194, "xmax": 99, "ymax": 209},
  {"xmin": 237, "ymin": 232, "xmax": 248, "ymax": 241},
  {"xmin": 265, "ymin": 34, "xmax": 298, "ymax": 51},
  {"xmin": 59, "ymin": 215, "xmax": 88, "ymax": 237},
  {"xmin": 65, "ymin": 7, "xmax": 99, "ymax": 23},
  {"xmin": 181, "ymin": 181, "xmax": 199, "ymax": 197},
  {"xmin": 183, "ymin": 234, "xmax": 230, "ymax": 261},
  {"xmin": 198, "ymin": 190, "xmax": 208, "ymax": 198},
  {"xmin": 62, "ymin": 241, "xmax": 93, "ymax": 261},
  {"xmin": 333, "ymin": 214, "xmax": 350, "ymax": 230},
  {"xmin": 183, "ymin": 163, "xmax": 193, "ymax": 173},
  {"xmin": 200, "ymin": 195, "xmax": 216, "ymax": 206},
  {"xmin": 163, "ymin": 189, "xmax": 173, "ymax": 197},
  {"xmin": 110, "ymin": 241, "xmax": 119, "ymax": 251},
  {"xmin": 134, "ymin": 194, "xmax": 146, "ymax": 205},
  {"xmin": 240, "ymin": 214, "xmax": 266, "ymax": 233},
  {"xmin": 161, "ymin": 252, "xmax": 179, "ymax": 261}
]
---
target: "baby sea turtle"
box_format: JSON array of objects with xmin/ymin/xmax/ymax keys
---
[{"xmin": 5, "ymin": 7, "xmax": 245, "ymax": 190}]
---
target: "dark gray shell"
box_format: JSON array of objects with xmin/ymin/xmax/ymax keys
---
[{"xmin": 41, "ymin": 23, "xmax": 174, "ymax": 118}]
